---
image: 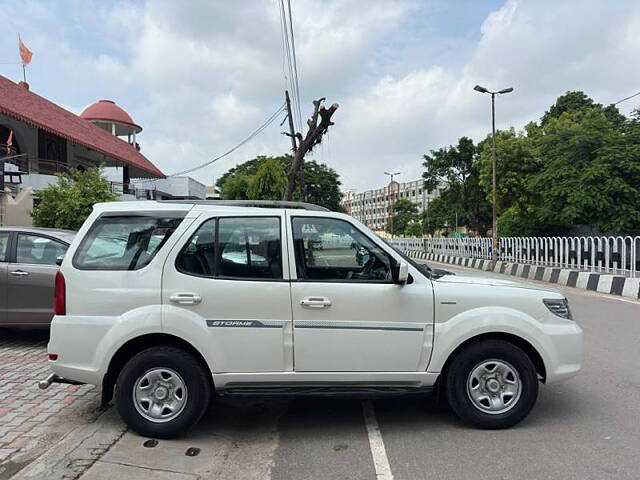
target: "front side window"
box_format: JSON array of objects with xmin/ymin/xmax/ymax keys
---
[
  {"xmin": 218, "ymin": 217, "xmax": 282, "ymax": 279},
  {"xmin": 176, "ymin": 219, "xmax": 216, "ymax": 277},
  {"xmin": 0, "ymin": 232, "xmax": 9, "ymax": 262},
  {"xmin": 292, "ymin": 217, "xmax": 393, "ymax": 281},
  {"xmin": 74, "ymin": 215, "xmax": 184, "ymax": 270},
  {"xmin": 16, "ymin": 234, "xmax": 68, "ymax": 265}
]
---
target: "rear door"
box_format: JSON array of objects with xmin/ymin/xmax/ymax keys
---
[
  {"xmin": 7, "ymin": 233, "xmax": 68, "ymax": 324},
  {"xmin": 162, "ymin": 213, "xmax": 293, "ymax": 373},
  {"xmin": 0, "ymin": 231, "xmax": 10, "ymax": 323}
]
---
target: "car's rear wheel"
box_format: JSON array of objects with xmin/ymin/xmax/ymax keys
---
[
  {"xmin": 115, "ymin": 346, "xmax": 211, "ymax": 438},
  {"xmin": 445, "ymin": 339, "xmax": 538, "ymax": 429}
]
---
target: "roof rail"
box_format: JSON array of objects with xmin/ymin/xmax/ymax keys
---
[{"xmin": 156, "ymin": 199, "xmax": 330, "ymax": 212}]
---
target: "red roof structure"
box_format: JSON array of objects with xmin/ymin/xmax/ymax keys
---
[
  {"xmin": 80, "ymin": 99, "xmax": 142, "ymax": 133},
  {"xmin": 0, "ymin": 75, "xmax": 163, "ymax": 177}
]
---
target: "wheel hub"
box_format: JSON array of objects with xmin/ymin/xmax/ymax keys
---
[
  {"xmin": 133, "ymin": 368, "xmax": 188, "ymax": 423},
  {"xmin": 466, "ymin": 359, "xmax": 522, "ymax": 415}
]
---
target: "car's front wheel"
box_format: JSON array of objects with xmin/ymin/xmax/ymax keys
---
[
  {"xmin": 445, "ymin": 339, "xmax": 539, "ymax": 429},
  {"xmin": 115, "ymin": 346, "xmax": 212, "ymax": 438}
]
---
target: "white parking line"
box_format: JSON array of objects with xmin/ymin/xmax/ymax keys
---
[{"xmin": 362, "ymin": 400, "xmax": 394, "ymax": 480}]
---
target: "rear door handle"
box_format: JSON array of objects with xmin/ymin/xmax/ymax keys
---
[
  {"xmin": 169, "ymin": 292, "xmax": 202, "ymax": 305},
  {"xmin": 10, "ymin": 270, "xmax": 29, "ymax": 277},
  {"xmin": 300, "ymin": 296, "xmax": 332, "ymax": 308}
]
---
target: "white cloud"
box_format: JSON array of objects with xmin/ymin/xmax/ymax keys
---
[{"xmin": 2, "ymin": 0, "xmax": 640, "ymax": 191}]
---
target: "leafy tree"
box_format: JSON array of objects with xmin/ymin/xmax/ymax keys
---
[
  {"xmin": 31, "ymin": 166, "xmax": 117, "ymax": 230},
  {"xmin": 405, "ymin": 220, "xmax": 423, "ymax": 237},
  {"xmin": 421, "ymin": 192, "xmax": 464, "ymax": 236},
  {"xmin": 542, "ymin": 90, "xmax": 625, "ymax": 127},
  {"xmin": 529, "ymin": 108, "xmax": 640, "ymax": 235},
  {"xmin": 247, "ymin": 158, "xmax": 287, "ymax": 200},
  {"xmin": 221, "ymin": 173, "xmax": 251, "ymax": 199},
  {"xmin": 386, "ymin": 198, "xmax": 418, "ymax": 236},
  {"xmin": 217, "ymin": 155, "xmax": 343, "ymax": 211},
  {"xmin": 422, "ymin": 137, "xmax": 491, "ymax": 235}
]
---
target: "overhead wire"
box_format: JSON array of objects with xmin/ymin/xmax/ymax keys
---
[
  {"xmin": 134, "ymin": 103, "xmax": 286, "ymax": 184},
  {"xmin": 613, "ymin": 91, "xmax": 640, "ymax": 106}
]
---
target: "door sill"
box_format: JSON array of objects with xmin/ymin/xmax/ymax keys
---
[{"xmin": 219, "ymin": 385, "xmax": 434, "ymax": 398}]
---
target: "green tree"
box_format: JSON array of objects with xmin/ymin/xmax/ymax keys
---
[
  {"xmin": 405, "ymin": 220, "xmax": 423, "ymax": 237},
  {"xmin": 221, "ymin": 173, "xmax": 251, "ymax": 199},
  {"xmin": 31, "ymin": 166, "xmax": 117, "ymax": 230},
  {"xmin": 529, "ymin": 108, "xmax": 640, "ymax": 234},
  {"xmin": 422, "ymin": 137, "xmax": 491, "ymax": 235},
  {"xmin": 386, "ymin": 198, "xmax": 418, "ymax": 236},
  {"xmin": 217, "ymin": 155, "xmax": 343, "ymax": 210},
  {"xmin": 247, "ymin": 158, "xmax": 287, "ymax": 200}
]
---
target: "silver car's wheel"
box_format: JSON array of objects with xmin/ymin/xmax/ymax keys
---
[
  {"xmin": 133, "ymin": 368, "xmax": 188, "ymax": 423},
  {"xmin": 466, "ymin": 359, "xmax": 522, "ymax": 414}
]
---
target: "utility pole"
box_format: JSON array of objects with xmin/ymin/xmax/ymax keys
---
[
  {"xmin": 283, "ymin": 97, "xmax": 339, "ymax": 202},
  {"xmin": 284, "ymin": 91, "xmax": 305, "ymax": 199},
  {"xmin": 474, "ymin": 84, "xmax": 513, "ymax": 266}
]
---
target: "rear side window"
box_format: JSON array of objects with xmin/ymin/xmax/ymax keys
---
[
  {"xmin": 218, "ymin": 217, "xmax": 282, "ymax": 279},
  {"xmin": 176, "ymin": 217, "xmax": 282, "ymax": 280},
  {"xmin": 74, "ymin": 215, "xmax": 184, "ymax": 270}
]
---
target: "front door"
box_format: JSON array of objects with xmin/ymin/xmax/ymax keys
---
[
  {"xmin": 288, "ymin": 215, "xmax": 433, "ymax": 372},
  {"xmin": 7, "ymin": 233, "xmax": 68, "ymax": 324},
  {"xmin": 162, "ymin": 214, "xmax": 292, "ymax": 373},
  {"xmin": 0, "ymin": 231, "xmax": 10, "ymax": 324}
]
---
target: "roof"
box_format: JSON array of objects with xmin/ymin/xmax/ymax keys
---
[
  {"xmin": 0, "ymin": 76, "xmax": 163, "ymax": 177},
  {"xmin": 80, "ymin": 100, "xmax": 142, "ymax": 133}
]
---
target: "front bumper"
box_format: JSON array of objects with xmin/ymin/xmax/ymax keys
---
[{"xmin": 540, "ymin": 320, "xmax": 583, "ymax": 384}]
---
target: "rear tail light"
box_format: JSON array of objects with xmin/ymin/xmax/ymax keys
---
[
  {"xmin": 54, "ymin": 271, "xmax": 66, "ymax": 315},
  {"xmin": 48, "ymin": 354, "xmax": 58, "ymax": 361}
]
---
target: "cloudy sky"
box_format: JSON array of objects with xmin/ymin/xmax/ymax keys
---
[{"xmin": 2, "ymin": 0, "xmax": 640, "ymax": 191}]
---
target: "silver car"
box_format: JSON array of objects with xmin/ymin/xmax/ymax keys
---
[{"xmin": 0, "ymin": 227, "xmax": 75, "ymax": 326}]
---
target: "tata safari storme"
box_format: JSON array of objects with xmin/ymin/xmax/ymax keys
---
[{"xmin": 41, "ymin": 200, "xmax": 582, "ymax": 438}]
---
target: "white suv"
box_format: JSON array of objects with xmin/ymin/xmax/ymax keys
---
[{"xmin": 41, "ymin": 200, "xmax": 582, "ymax": 438}]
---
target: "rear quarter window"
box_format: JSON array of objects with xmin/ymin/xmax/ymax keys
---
[{"xmin": 73, "ymin": 214, "xmax": 184, "ymax": 270}]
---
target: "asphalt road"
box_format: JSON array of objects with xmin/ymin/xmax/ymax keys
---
[{"xmin": 72, "ymin": 262, "xmax": 640, "ymax": 479}]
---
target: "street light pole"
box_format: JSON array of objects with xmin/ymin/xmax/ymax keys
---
[
  {"xmin": 474, "ymin": 84, "xmax": 513, "ymax": 266},
  {"xmin": 384, "ymin": 171, "xmax": 400, "ymax": 237}
]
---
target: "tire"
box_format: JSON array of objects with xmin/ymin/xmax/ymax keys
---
[
  {"xmin": 445, "ymin": 339, "xmax": 539, "ymax": 429},
  {"xmin": 115, "ymin": 346, "xmax": 212, "ymax": 438}
]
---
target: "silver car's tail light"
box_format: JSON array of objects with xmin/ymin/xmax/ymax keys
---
[{"xmin": 543, "ymin": 298, "xmax": 573, "ymax": 320}]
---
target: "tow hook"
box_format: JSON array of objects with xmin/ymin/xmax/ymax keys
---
[{"xmin": 38, "ymin": 373, "xmax": 84, "ymax": 390}]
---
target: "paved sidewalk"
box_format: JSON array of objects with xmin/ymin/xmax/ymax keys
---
[{"xmin": 0, "ymin": 329, "xmax": 101, "ymax": 479}]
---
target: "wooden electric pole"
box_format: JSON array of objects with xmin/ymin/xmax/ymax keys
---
[{"xmin": 283, "ymin": 96, "xmax": 339, "ymax": 202}]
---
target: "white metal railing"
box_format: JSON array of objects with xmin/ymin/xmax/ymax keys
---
[{"xmin": 389, "ymin": 236, "xmax": 640, "ymax": 277}]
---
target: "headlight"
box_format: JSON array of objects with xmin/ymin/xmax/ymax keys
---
[{"xmin": 543, "ymin": 298, "xmax": 573, "ymax": 320}]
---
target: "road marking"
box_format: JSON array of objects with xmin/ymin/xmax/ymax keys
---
[{"xmin": 362, "ymin": 400, "xmax": 394, "ymax": 480}]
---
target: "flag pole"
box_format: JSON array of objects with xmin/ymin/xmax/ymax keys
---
[{"xmin": 22, "ymin": 63, "xmax": 26, "ymax": 83}]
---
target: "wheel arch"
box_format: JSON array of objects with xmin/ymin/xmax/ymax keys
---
[
  {"xmin": 439, "ymin": 332, "xmax": 547, "ymax": 385},
  {"xmin": 101, "ymin": 333, "xmax": 212, "ymax": 406}
]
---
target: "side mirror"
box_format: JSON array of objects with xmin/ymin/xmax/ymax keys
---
[
  {"xmin": 393, "ymin": 261, "xmax": 409, "ymax": 285},
  {"xmin": 56, "ymin": 255, "xmax": 64, "ymax": 267}
]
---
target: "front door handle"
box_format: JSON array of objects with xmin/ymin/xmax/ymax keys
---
[
  {"xmin": 10, "ymin": 270, "xmax": 29, "ymax": 277},
  {"xmin": 169, "ymin": 292, "xmax": 202, "ymax": 305},
  {"xmin": 300, "ymin": 296, "xmax": 332, "ymax": 308}
]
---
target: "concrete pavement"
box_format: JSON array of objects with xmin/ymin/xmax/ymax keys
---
[{"xmin": 9, "ymin": 262, "xmax": 640, "ymax": 479}]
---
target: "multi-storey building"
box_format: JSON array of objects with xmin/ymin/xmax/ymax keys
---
[{"xmin": 341, "ymin": 178, "xmax": 442, "ymax": 232}]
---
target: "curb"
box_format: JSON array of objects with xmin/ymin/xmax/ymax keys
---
[
  {"xmin": 10, "ymin": 408, "xmax": 126, "ymax": 480},
  {"xmin": 405, "ymin": 250, "xmax": 640, "ymax": 300}
]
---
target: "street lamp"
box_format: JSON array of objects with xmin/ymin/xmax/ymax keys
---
[
  {"xmin": 473, "ymin": 84, "xmax": 513, "ymax": 265},
  {"xmin": 384, "ymin": 171, "xmax": 400, "ymax": 237}
]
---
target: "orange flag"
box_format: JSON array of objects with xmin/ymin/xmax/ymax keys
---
[{"xmin": 18, "ymin": 35, "xmax": 32, "ymax": 65}]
